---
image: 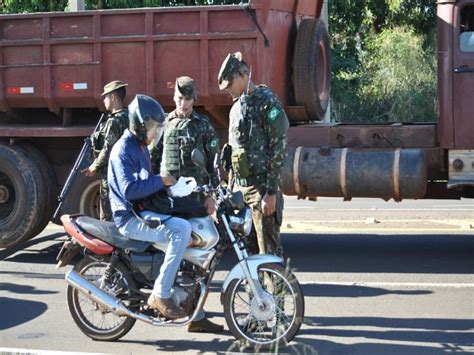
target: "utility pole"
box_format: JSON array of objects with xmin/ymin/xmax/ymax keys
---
[{"xmin": 69, "ymin": 0, "xmax": 85, "ymax": 11}]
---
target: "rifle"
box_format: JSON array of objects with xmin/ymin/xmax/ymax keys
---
[{"xmin": 53, "ymin": 113, "xmax": 105, "ymax": 220}]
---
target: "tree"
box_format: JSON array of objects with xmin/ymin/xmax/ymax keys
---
[
  {"xmin": 0, "ymin": 0, "xmax": 242, "ymax": 13},
  {"xmin": 329, "ymin": 0, "xmax": 437, "ymax": 122}
]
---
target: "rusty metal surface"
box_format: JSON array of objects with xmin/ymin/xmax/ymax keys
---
[
  {"xmin": 0, "ymin": 125, "xmax": 93, "ymax": 137},
  {"xmin": 288, "ymin": 124, "xmax": 438, "ymax": 148},
  {"xmin": 0, "ymin": 0, "xmax": 319, "ymax": 124},
  {"xmin": 451, "ymin": 0, "xmax": 474, "ymax": 148},
  {"xmin": 437, "ymin": 1, "xmax": 455, "ymax": 148}
]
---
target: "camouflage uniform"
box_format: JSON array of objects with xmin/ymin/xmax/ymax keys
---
[
  {"xmin": 219, "ymin": 52, "xmax": 289, "ymax": 257},
  {"xmin": 160, "ymin": 110, "xmax": 219, "ymax": 186},
  {"xmin": 90, "ymin": 108, "xmax": 129, "ymax": 221}
]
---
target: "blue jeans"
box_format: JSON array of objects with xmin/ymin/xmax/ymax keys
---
[{"xmin": 119, "ymin": 210, "xmax": 191, "ymax": 299}]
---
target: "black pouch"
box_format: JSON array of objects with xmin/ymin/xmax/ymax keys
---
[
  {"xmin": 220, "ymin": 143, "xmax": 232, "ymax": 172},
  {"xmin": 231, "ymin": 148, "xmax": 250, "ymax": 178},
  {"xmin": 139, "ymin": 190, "xmax": 208, "ymax": 219}
]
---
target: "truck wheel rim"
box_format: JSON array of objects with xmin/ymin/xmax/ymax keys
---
[
  {"xmin": 0, "ymin": 172, "xmax": 15, "ymax": 217},
  {"xmin": 79, "ymin": 180, "xmax": 100, "ymax": 218},
  {"xmin": 318, "ymin": 41, "xmax": 329, "ymax": 103}
]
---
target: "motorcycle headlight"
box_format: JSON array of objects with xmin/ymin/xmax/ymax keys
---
[{"xmin": 229, "ymin": 207, "xmax": 253, "ymax": 237}]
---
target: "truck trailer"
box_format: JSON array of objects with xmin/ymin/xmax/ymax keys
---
[{"xmin": 0, "ymin": 0, "xmax": 472, "ymax": 248}]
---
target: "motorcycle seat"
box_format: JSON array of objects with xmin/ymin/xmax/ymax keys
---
[{"xmin": 76, "ymin": 216, "xmax": 150, "ymax": 252}]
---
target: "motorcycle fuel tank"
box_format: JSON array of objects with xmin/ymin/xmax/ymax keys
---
[{"xmin": 188, "ymin": 216, "xmax": 219, "ymax": 250}]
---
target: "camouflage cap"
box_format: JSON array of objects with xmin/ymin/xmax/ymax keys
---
[
  {"xmin": 218, "ymin": 52, "xmax": 243, "ymax": 90},
  {"xmin": 175, "ymin": 76, "xmax": 196, "ymax": 99},
  {"xmin": 101, "ymin": 80, "xmax": 128, "ymax": 96}
]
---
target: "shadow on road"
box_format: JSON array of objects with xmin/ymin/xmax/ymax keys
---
[
  {"xmin": 0, "ymin": 232, "xmax": 65, "ymax": 264},
  {"xmin": 301, "ymin": 283, "xmax": 432, "ymax": 297},
  {"xmin": 295, "ymin": 316, "xmax": 473, "ymax": 354},
  {"xmin": 0, "ymin": 282, "xmax": 57, "ymax": 295},
  {"xmin": 106, "ymin": 314, "xmax": 472, "ymax": 355},
  {"xmin": 0, "ymin": 297, "xmax": 48, "ymax": 331},
  {"xmin": 281, "ymin": 233, "xmax": 474, "ymax": 274},
  {"xmin": 2, "ymin": 230, "xmax": 473, "ymax": 277}
]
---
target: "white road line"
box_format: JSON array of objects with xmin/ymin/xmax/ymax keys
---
[
  {"xmin": 286, "ymin": 207, "xmax": 474, "ymax": 211},
  {"xmin": 0, "ymin": 348, "xmax": 107, "ymax": 355},
  {"xmin": 299, "ymin": 281, "xmax": 474, "ymax": 288}
]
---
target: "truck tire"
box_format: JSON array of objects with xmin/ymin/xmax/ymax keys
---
[
  {"xmin": 16, "ymin": 142, "xmax": 57, "ymax": 238},
  {"xmin": 59, "ymin": 174, "xmax": 100, "ymax": 220},
  {"xmin": 292, "ymin": 18, "xmax": 330, "ymax": 120},
  {"xmin": 0, "ymin": 143, "xmax": 47, "ymax": 248}
]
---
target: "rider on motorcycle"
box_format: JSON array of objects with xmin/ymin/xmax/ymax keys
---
[{"xmin": 107, "ymin": 94, "xmax": 190, "ymax": 319}]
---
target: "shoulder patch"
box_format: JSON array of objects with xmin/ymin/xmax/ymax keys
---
[{"xmin": 267, "ymin": 106, "xmax": 281, "ymax": 121}]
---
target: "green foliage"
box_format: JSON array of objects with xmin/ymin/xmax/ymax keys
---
[
  {"xmin": 0, "ymin": 0, "xmax": 241, "ymax": 13},
  {"xmin": 357, "ymin": 27, "xmax": 435, "ymax": 122},
  {"xmin": 1, "ymin": 0, "xmax": 68, "ymax": 13},
  {"xmin": 329, "ymin": 0, "xmax": 437, "ymax": 123}
]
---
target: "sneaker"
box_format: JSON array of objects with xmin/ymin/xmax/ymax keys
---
[
  {"xmin": 147, "ymin": 294, "xmax": 186, "ymax": 320},
  {"xmin": 187, "ymin": 318, "xmax": 224, "ymax": 333}
]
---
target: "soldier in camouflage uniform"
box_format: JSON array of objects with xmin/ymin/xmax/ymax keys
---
[
  {"xmin": 160, "ymin": 76, "xmax": 220, "ymax": 213},
  {"xmin": 158, "ymin": 76, "xmax": 223, "ymax": 333},
  {"xmin": 82, "ymin": 80, "xmax": 129, "ymax": 221},
  {"xmin": 218, "ymin": 52, "xmax": 289, "ymax": 257}
]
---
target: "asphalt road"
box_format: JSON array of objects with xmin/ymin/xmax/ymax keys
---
[{"xmin": 0, "ymin": 198, "xmax": 473, "ymax": 354}]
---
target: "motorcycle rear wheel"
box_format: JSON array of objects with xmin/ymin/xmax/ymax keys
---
[
  {"xmin": 67, "ymin": 256, "xmax": 137, "ymax": 341},
  {"xmin": 223, "ymin": 263, "xmax": 305, "ymax": 350}
]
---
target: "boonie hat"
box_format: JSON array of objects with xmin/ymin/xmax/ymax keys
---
[
  {"xmin": 101, "ymin": 80, "xmax": 128, "ymax": 96},
  {"xmin": 218, "ymin": 52, "xmax": 243, "ymax": 90},
  {"xmin": 175, "ymin": 76, "xmax": 196, "ymax": 99}
]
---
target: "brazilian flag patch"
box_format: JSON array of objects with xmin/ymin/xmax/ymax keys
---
[{"xmin": 267, "ymin": 106, "xmax": 280, "ymax": 121}]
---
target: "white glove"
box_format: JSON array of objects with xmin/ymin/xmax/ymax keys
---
[{"xmin": 168, "ymin": 177, "xmax": 197, "ymax": 197}]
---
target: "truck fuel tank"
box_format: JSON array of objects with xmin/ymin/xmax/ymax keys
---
[{"xmin": 281, "ymin": 147, "xmax": 427, "ymax": 201}]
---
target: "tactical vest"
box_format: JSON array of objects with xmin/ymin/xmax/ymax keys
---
[
  {"xmin": 161, "ymin": 111, "xmax": 210, "ymax": 184},
  {"xmin": 91, "ymin": 109, "xmax": 129, "ymax": 157}
]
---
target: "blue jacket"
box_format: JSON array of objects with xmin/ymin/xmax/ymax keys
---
[{"xmin": 108, "ymin": 130, "xmax": 164, "ymax": 228}]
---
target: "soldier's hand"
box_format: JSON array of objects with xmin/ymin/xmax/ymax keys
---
[
  {"xmin": 82, "ymin": 166, "xmax": 96, "ymax": 177},
  {"xmin": 160, "ymin": 173, "xmax": 176, "ymax": 186},
  {"xmin": 262, "ymin": 193, "xmax": 276, "ymax": 216}
]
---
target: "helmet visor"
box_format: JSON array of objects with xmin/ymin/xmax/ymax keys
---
[{"xmin": 144, "ymin": 118, "xmax": 163, "ymax": 144}]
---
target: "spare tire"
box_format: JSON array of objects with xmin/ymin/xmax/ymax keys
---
[
  {"xmin": 0, "ymin": 143, "xmax": 47, "ymax": 248},
  {"xmin": 292, "ymin": 18, "xmax": 330, "ymax": 120}
]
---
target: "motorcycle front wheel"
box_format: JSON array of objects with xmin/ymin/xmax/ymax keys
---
[
  {"xmin": 223, "ymin": 263, "xmax": 305, "ymax": 350},
  {"xmin": 67, "ymin": 256, "xmax": 137, "ymax": 341}
]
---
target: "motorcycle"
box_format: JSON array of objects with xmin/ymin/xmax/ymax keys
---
[{"xmin": 56, "ymin": 149, "xmax": 305, "ymax": 349}]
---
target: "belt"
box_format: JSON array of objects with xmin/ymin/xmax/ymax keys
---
[{"xmin": 234, "ymin": 174, "xmax": 266, "ymax": 187}]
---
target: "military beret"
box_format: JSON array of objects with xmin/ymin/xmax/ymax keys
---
[
  {"xmin": 175, "ymin": 76, "xmax": 196, "ymax": 99},
  {"xmin": 101, "ymin": 80, "xmax": 128, "ymax": 96},
  {"xmin": 218, "ymin": 52, "xmax": 243, "ymax": 90}
]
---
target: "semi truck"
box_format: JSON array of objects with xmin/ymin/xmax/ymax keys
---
[{"xmin": 0, "ymin": 0, "xmax": 472, "ymax": 248}]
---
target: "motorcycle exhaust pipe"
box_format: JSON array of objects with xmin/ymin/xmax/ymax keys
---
[
  {"xmin": 66, "ymin": 270, "xmax": 208, "ymax": 326},
  {"xmin": 66, "ymin": 270, "xmax": 135, "ymax": 317}
]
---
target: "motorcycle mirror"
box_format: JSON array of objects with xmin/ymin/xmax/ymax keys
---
[{"xmin": 191, "ymin": 148, "xmax": 206, "ymax": 169}]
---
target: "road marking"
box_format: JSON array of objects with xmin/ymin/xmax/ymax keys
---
[
  {"xmin": 299, "ymin": 281, "xmax": 474, "ymax": 288},
  {"xmin": 286, "ymin": 207, "xmax": 474, "ymax": 211},
  {"xmin": 0, "ymin": 348, "xmax": 107, "ymax": 355}
]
